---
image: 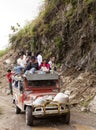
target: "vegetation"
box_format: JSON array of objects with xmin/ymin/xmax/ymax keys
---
[
  {"xmin": 0, "ymin": 48, "xmax": 10, "ymax": 57},
  {"xmin": 9, "ymin": 0, "xmax": 66, "ymax": 51},
  {"xmin": 54, "ymin": 36, "xmax": 63, "ymax": 48},
  {"xmin": 9, "ymin": 0, "xmax": 96, "ymax": 66},
  {"xmin": 84, "ymin": 0, "xmax": 95, "ymax": 5}
]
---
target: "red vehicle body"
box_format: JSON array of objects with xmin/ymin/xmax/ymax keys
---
[{"xmin": 13, "ymin": 72, "xmax": 70, "ymax": 126}]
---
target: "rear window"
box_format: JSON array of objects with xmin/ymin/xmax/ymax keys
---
[{"xmin": 28, "ymin": 80, "xmax": 56, "ymax": 87}]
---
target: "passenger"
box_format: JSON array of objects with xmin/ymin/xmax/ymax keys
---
[
  {"xmin": 6, "ymin": 69, "xmax": 13, "ymax": 95},
  {"xmin": 17, "ymin": 53, "xmax": 26, "ymax": 68},
  {"xmin": 36, "ymin": 51, "xmax": 42, "ymax": 66},
  {"xmin": 14, "ymin": 50, "xmax": 25, "ymax": 65},
  {"xmin": 24, "ymin": 56, "xmax": 38, "ymax": 74},
  {"xmin": 13, "ymin": 53, "xmax": 26, "ymax": 75},
  {"xmin": 48, "ymin": 56, "xmax": 57, "ymax": 71},
  {"xmin": 40, "ymin": 59, "xmax": 50, "ymax": 72}
]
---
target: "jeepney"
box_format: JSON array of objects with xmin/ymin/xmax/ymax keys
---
[{"xmin": 13, "ymin": 71, "xmax": 70, "ymax": 126}]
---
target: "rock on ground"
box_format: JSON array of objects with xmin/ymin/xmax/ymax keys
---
[{"xmin": 88, "ymin": 96, "xmax": 96, "ymax": 113}]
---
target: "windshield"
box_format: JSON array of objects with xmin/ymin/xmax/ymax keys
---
[{"xmin": 28, "ymin": 80, "xmax": 56, "ymax": 87}]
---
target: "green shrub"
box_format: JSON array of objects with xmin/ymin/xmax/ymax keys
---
[
  {"xmin": 54, "ymin": 36, "xmax": 63, "ymax": 48},
  {"xmin": 51, "ymin": 19, "xmax": 57, "ymax": 27}
]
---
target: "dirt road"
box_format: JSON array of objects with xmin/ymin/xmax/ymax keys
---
[{"xmin": 0, "ymin": 94, "xmax": 96, "ymax": 130}]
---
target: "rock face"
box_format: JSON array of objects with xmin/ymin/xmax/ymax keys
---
[{"xmin": 88, "ymin": 96, "xmax": 96, "ymax": 113}]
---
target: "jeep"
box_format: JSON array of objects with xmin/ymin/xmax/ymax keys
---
[{"xmin": 13, "ymin": 71, "xmax": 70, "ymax": 126}]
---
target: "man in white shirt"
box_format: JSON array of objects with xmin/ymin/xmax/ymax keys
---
[
  {"xmin": 17, "ymin": 54, "xmax": 26, "ymax": 68},
  {"xmin": 37, "ymin": 51, "xmax": 42, "ymax": 66}
]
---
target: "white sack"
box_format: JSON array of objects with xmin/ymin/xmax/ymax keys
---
[{"xmin": 53, "ymin": 92, "xmax": 69, "ymax": 104}]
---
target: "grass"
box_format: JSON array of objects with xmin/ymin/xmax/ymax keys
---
[
  {"xmin": 54, "ymin": 36, "xmax": 63, "ymax": 48},
  {"xmin": 0, "ymin": 48, "xmax": 9, "ymax": 57}
]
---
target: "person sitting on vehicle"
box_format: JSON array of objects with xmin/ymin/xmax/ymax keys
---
[
  {"xmin": 24, "ymin": 56, "xmax": 39, "ymax": 74},
  {"xmin": 36, "ymin": 51, "xmax": 42, "ymax": 66},
  {"xmin": 40, "ymin": 59, "xmax": 50, "ymax": 72},
  {"xmin": 48, "ymin": 56, "xmax": 57, "ymax": 71},
  {"xmin": 14, "ymin": 54, "xmax": 26, "ymax": 75},
  {"xmin": 17, "ymin": 53, "xmax": 26, "ymax": 68}
]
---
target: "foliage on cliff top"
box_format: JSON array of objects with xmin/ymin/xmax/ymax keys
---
[
  {"xmin": 9, "ymin": 0, "xmax": 75, "ymax": 50},
  {"xmin": 9, "ymin": 0, "xmax": 96, "ymax": 53}
]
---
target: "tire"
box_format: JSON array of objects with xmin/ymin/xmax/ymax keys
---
[
  {"xmin": 26, "ymin": 106, "xmax": 34, "ymax": 126},
  {"xmin": 15, "ymin": 105, "xmax": 21, "ymax": 114},
  {"xmin": 64, "ymin": 111, "xmax": 70, "ymax": 124}
]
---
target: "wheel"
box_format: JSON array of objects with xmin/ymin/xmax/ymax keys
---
[
  {"xmin": 64, "ymin": 111, "xmax": 70, "ymax": 124},
  {"xmin": 26, "ymin": 106, "xmax": 34, "ymax": 126},
  {"xmin": 15, "ymin": 105, "xmax": 21, "ymax": 114},
  {"xmin": 61, "ymin": 111, "xmax": 70, "ymax": 124}
]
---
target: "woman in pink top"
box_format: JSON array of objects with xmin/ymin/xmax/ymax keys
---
[{"xmin": 40, "ymin": 59, "xmax": 50, "ymax": 72}]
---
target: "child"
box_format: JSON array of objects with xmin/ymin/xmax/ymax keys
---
[{"xmin": 6, "ymin": 69, "xmax": 13, "ymax": 95}]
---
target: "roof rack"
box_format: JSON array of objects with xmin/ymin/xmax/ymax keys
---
[{"xmin": 25, "ymin": 70, "xmax": 58, "ymax": 81}]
